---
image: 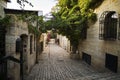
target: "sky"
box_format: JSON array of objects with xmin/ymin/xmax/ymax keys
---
[{"xmin": 7, "ymin": 0, "xmax": 57, "ymax": 15}]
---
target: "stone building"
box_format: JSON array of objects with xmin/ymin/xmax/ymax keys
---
[
  {"xmin": 0, "ymin": 0, "xmax": 10, "ymax": 17},
  {"xmin": 57, "ymin": 34, "xmax": 71, "ymax": 53},
  {"xmin": 78, "ymin": 0, "xmax": 120, "ymax": 73},
  {"xmin": 40, "ymin": 33, "xmax": 47, "ymax": 51},
  {"xmin": 43, "ymin": 33, "xmax": 47, "ymax": 50},
  {"xmin": 0, "ymin": 0, "xmax": 11, "ymax": 80},
  {"xmin": 3, "ymin": 9, "xmax": 39, "ymax": 80}
]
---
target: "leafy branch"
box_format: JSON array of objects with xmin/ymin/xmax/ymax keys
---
[{"xmin": 47, "ymin": 0, "xmax": 104, "ymax": 53}]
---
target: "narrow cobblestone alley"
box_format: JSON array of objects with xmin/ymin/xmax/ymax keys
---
[{"xmin": 25, "ymin": 43, "xmax": 120, "ymax": 80}]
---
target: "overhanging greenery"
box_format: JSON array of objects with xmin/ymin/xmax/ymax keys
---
[{"xmin": 45, "ymin": 0, "xmax": 103, "ymax": 53}]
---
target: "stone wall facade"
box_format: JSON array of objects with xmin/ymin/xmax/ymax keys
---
[
  {"xmin": 41, "ymin": 33, "xmax": 47, "ymax": 50},
  {"xmin": 6, "ymin": 15, "xmax": 36, "ymax": 80},
  {"xmin": 0, "ymin": 1, "xmax": 7, "ymax": 17},
  {"xmin": 78, "ymin": 0, "xmax": 120, "ymax": 73},
  {"xmin": 57, "ymin": 34, "xmax": 71, "ymax": 53}
]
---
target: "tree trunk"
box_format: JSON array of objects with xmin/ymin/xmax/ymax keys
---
[
  {"xmin": 71, "ymin": 45, "xmax": 77, "ymax": 54},
  {"xmin": 70, "ymin": 44, "xmax": 80, "ymax": 59}
]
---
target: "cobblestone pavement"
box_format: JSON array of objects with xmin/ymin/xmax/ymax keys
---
[{"xmin": 26, "ymin": 43, "xmax": 120, "ymax": 80}]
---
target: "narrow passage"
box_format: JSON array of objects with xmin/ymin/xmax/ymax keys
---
[{"xmin": 26, "ymin": 43, "xmax": 120, "ymax": 80}]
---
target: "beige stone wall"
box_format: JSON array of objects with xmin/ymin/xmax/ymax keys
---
[
  {"xmin": 57, "ymin": 34, "xmax": 71, "ymax": 52},
  {"xmin": 42, "ymin": 33, "xmax": 47, "ymax": 50},
  {"xmin": 78, "ymin": 0, "xmax": 120, "ymax": 72},
  {"xmin": 6, "ymin": 15, "xmax": 28, "ymax": 55},
  {"xmin": 6, "ymin": 15, "xmax": 37, "ymax": 80},
  {"xmin": 41, "ymin": 33, "xmax": 47, "ymax": 50},
  {"xmin": 27, "ymin": 34, "xmax": 36, "ymax": 73},
  {"xmin": 0, "ymin": 1, "xmax": 7, "ymax": 17},
  {"xmin": 0, "ymin": 2, "xmax": 37, "ymax": 79},
  {"xmin": 67, "ymin": 40, "xmax": 71, "ymax": 53},
  {"xmin": 6, "ymin": 15, "xmax": 28, "ymax": 80}
]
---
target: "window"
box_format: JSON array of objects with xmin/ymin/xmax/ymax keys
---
[{"xmin": 99, "ymin": 11, "xmax": 118, "ymax": 40}]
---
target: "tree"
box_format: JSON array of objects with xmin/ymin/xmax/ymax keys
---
[{"xmin": 48, "ymin": 0, "xmax": 103, "ymax": 54}]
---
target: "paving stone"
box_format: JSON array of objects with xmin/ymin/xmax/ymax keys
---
[{"xmin": 25, "ymin": 43, "xmax": 120, "ymax": 80}]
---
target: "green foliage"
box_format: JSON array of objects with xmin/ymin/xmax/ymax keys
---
[
  {"xmin": 28, "ymin": 24, "xmax": 35, "ymax": 33},
  {"xmin": 17, "ymin": 12, "xmax": 37, "ymax": 34},
  {"xmin": 50, "ymin": 31, "xmax": 57, "ymax": 39},
  {"xmin": 88, "ymin": 12, "xmax": 97, "ymax": 22},
  {"xmin": 17, "ymin": 12, "xmax": 37, "ymax": 22},
  {"xmin": 78, "ymin": 0, "xmax": 103, "ymax": 22},
  {"xmin": 17, "ymin": 12, "xmax": 47, "ymax": 37},
  {"xmin": 0, "ymin": 15, "xmax": 13, "ymax": 27},
  {"xmin": 46, "ymin": 0, "xmax": 103, "ymax": 51},
  {"xmin": 78, "ymin": 0, "xmax": 90, "ymax": 15},
  {"xmin": 58, "ymin": 0, "xmax": 68, "ymax": 6},
  {"xmin": 28, "ymin": 24, "xmax": 41, "ymax": 37}
]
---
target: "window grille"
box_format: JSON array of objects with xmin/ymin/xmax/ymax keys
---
[{"xmin": 99, "ymin": 11, "xmax": 118, "ymax": 40}]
